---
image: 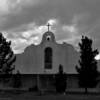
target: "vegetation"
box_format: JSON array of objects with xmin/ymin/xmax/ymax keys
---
[
  {"xmin": 0, "ymin": 32, "xmax": 16, "ymax": 74},
  {"xmin": 0, "ymin": 32, "xmax": 16, "ymax": 82},
  {"xmin": 55, "ymin": 64, "xmax": 67, "ymax": 93},
  {"xmin": 76, "ymin": 35, "xmax": 99, "ymax": 94}
]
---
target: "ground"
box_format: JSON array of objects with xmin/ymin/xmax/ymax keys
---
[{"xmin": 0, "ymin": 92, "xmax": 100, "ymax": 100}]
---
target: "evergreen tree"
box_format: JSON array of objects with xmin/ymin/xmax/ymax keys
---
[
  {"xmin": 55, "ymin": 64, "xmax": 67, "ymax": 93},
  {"xmin": 76, "ymin": 35, "xmax": 99, "ymax": 93},
  {"xmin": 0, "ymin": 32, "xmax": 16, "ymax": 75}
]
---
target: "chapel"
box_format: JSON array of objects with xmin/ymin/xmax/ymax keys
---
[
  {"xmin": 9, "ymin": 24, "xmax": 100, "ymax": 90},
  {"xmin": 15, "ymin": 24, "xmax": 79, "ymax": 74}
]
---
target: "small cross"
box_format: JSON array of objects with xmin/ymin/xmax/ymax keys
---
[{"xmin": 46, "ymin": 23, "xmax": 51, "ymax": 31}]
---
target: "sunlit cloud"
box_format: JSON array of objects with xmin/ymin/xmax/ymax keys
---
[
  {"xmin": 95, "ymin": 53, "xmax": 100, "ymax": 60},
  {"xmin": 47, "ymin": 19, "xmax": 57, "ymax": 25},
  {"xmin": 4, "ymin": 19, "xmax": 58, "ymax": 54}
]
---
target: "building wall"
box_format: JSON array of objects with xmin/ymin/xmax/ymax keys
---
[
  {"xmin": 0, "ymin": 74, "xmax": 100, "ymax": 90},
  {"xmin": 67, "ymin": 75, "xmax": 79, "ymax": 89},
  {"xmin": 15, "ymin": 31, "xmax": 79, "ymax": 74}
]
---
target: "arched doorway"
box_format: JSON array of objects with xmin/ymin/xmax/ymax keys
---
[{"xmin": 44, "ymin": 47, "xmax": 52, "ymax": 69}]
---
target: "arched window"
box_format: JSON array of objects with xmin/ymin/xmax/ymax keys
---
[{"xmin": 44, "ymin": 47, "xmax": 52, "ymax": 69}]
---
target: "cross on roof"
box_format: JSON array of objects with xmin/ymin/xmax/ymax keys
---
[{"xmin": 46, "ymin": 23, "xmax": 51, "ymax": 31}]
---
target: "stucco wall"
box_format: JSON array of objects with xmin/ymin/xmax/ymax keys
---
[{"xmin": 15, "ymin": 31, "xmax": 79, "ymax": 74}]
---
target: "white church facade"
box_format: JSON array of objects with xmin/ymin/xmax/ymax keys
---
[
  {"xmin": 15, "ymin": 29, "xmax": 79, "ymax": 74},
  {"xmin": 2, "ymin": 25, "xmax": 100, "ymax": 90}
]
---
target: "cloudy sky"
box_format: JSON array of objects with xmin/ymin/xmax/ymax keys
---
[{"xmin": 0, "ymin": 0, "xmax": 100, "ymax": 59}]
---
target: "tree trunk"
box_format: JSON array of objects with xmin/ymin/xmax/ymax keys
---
[
  {"xmin": 85, "ymin": 87, "xmax": 88, "ymax": 94},
  {"xmin": 37, "ymin": 74, "xmax": 40, "ymax": 91}
]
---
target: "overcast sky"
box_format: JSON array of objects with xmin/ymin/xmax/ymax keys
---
[{"xmin": 0, "ymin": 0, "xmax": 100, "ymax": 58}]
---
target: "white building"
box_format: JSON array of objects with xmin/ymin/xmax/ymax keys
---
[{"xmin": 15, "ymin": 30, "xmax": 79, "ymax": 74}]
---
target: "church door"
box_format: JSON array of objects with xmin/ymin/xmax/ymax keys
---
[{"xmin": 44, "ymin": 47, "xmax": 52, "ymax": 69}]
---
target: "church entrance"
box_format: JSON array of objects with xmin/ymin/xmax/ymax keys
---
[{"xmin": 44, "ymin": 47, "xmax": 52, "ymax": 69}]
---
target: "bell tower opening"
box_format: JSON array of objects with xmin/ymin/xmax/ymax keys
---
[
  {"xmin": 44, "ymin": 47, "xmax": 52, "ymax": 69},
  {"xmin": 46, "ymin": 35, "xmax": 51, "ymax": 41}
]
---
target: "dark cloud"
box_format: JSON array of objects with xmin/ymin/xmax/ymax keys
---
[
  {"xmin": 0, "ymin": 0, "xmax": 100, "ymax": 53},
  {"xmin": 0, "ymin": 0, "xmax": 96, "ymax": 30}
]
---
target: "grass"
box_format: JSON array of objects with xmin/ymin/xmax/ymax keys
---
[{"xmin": 0, "ymin": 89, "xmax": 100, "ymax": 100}]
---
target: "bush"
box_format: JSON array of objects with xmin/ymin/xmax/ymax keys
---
[{"xmin": 55, "ymin": 65, "xmax": 67, "ymax": 93}]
